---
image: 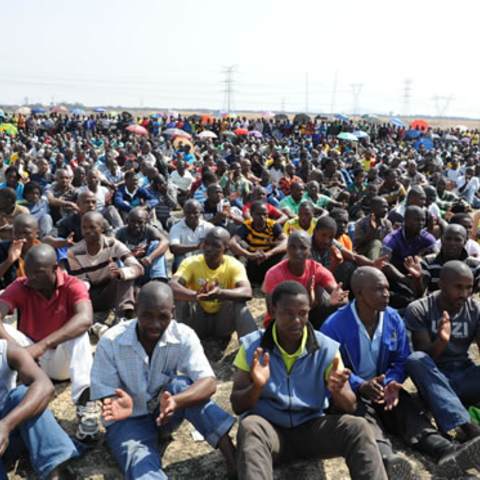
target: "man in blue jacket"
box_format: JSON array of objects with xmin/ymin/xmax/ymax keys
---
[
  {"xmin": 321, "ymin": 267, "xmax": 480, "ymax": 478},
  {"xmin": 231, "ymin": 281, "xmax": 387, "ymax": 480}
]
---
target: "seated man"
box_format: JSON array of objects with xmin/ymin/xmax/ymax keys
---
[
  {"xmin": 0, "ymin": 188, "xmax": 29, "ymax": 241},
  {"xmin": 231, "ymin": 281, "xmax": 387, "ymax": 480},
  {"xmin": 171, "ymin": 227, "xmax": 257, "ymax": 340},
  {"xmin": 278, "ymin": 181, "xmax": 305, "ymax": 219},
  {"xmin": 169, "ymin": 199, "xmax": 214, "ymax": 273},
  {"xmin": 407, "ymin": 224, "xmax": 480, "ymax": 294},
  {"xmin": 230, "ymin": 201, "xmax": 287, "ymax": 285},
  {"xmin": 406, "ymin": 261, "xmax": 480, "ymax": 442},
  {"xmin": 242, "ymin": 186, "xmax": 288, "ymax": 226},
  {"xmin": 321, "ymin": 267, "xmax": 480, "ymax": 477},
  {"xmin": 265, "ymin": 230, "xmax": 348, "ymax": 328},
  {"xmin": 19, "ymin": 181, "xmax": 53, "ymax": 239},
  {"xmin": 114, "ymin": 171, "xmax": 158, "ymax": 220},
  {"xmin": 45, "ymin": 168, "xmax": 78, "ymax": 224},
  {"xmin": 147, "ymin": 173, "xmax": 178, "ymax": 231},
  {"xmin": 0, "ymin": 340, "xmax": 81, "ymax": 479},
  {"xmin": 170, "ymin": 159, "xmax": 194, "ymax": 206},
  {"xmin": 68, "ymin": 211, "xmax": 144, "ymax": 324},
  {"xmin": 353, "ymin": 196, "xmax": 392, "ymax": 260},
  {"xmin": 382, "ymin": 206, "xmax": 437, "ymax": 308},
  {"xmin": 202, "ymin": 183, "xmax": 244, "ymax": 235},
  {"xmin": 116, "ymin": 207, "xmax": 169, "ymax": 285},
  {"xmin": 0, "ymin": 244, "xmax": 98, "ymax": 441},
  {"xmin": 91, "ymin": 282, "xmax": 236, "ymax": 479},
  {"xmin": 283, "ymin": 201, "xmax": 317, "ymax": 236},
  {"xmin": 0, "ymin": 214, "xmax": 40, "ymax": 289}
]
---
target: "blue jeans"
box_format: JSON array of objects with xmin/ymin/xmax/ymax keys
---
[
  {"xmin": 0, "ymin": 386, "xmax": 79, "ymax": 480},
  {"xmin": 266, "ymin": 195, "xmax": 280, "ymax": 208},
  {"xmin": 460, "ymin": 183, "xmax": 480, "ymax": 208},
  {"xmin": 406, "ymin": 352, "xmax": 480, "ymax": 433},
  {"xmin": 136, "ymin": 241, "xmax": 168, "ymax": 285},
  {"xmin": 106, "ymin": 376, "xmax": 235, "ymax": 480}
]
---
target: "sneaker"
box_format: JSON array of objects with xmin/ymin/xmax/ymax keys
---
[
  {"xmin": 76, "ymin": 401, "xmax": 100, "ymax": 442},
  {"xmin": 89, "ymin": 323, "xmax": 109, "ymax": 339},
  {"xmin": 438, "ymin": 436, "xmax": 480, "ymax": 475}
]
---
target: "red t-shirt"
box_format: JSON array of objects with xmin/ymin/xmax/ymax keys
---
[
  {"xmin": 242, "ymin": 202, "xmax": 281, "ymax": 219},
  {"xmin": 0, "ymin": 268, "xmax": 91, "ymax": 342},
  {"xmin": 263, "ymin": 259, "xmax": 335, "ymax": 326}
]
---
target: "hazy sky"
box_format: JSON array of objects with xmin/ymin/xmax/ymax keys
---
[{"xmin": 2, "ymin": 0, "xmax": 480, "ymax": 118}]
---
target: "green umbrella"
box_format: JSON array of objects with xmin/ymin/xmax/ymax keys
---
[
  {"xmin": 337, "ymin": 132, "xmax": 358, "ymax": 142},
  {"xmin": 0, "ymin": 123, "xmax": 18, "ymax": 135}
]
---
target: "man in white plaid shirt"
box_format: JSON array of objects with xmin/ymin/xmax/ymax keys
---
[{"xmin": 90, "ymin": 282, "xmax": 236, "ymax": 479}]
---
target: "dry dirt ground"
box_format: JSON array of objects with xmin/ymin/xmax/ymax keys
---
[{"xmin": 6, "ymin": 287, "xmax": 480, "ymax": 479}]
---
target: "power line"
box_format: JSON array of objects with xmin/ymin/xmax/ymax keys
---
[
  {"xmin": 403, "ymin": 79, "xmax": 412, "ymax": 116},
  {"xmin": 432, "ymin": 94, "xmax": 454, "ymax": 118}
]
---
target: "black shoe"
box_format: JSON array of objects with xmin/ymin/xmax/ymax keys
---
[
  {"xmin": 383, "ymin": 454, "xmax": 416, "ymax": 480},
  {"xmin": 438, "ymin": 435, "xmax": 480, "ymax": 475}
]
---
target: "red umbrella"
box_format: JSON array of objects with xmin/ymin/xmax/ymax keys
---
[
  {"xmin": 234, "ymin": 128, "xmax": 249, "ymax": 135},
  {"xmin": 201, "ymin": 115, "xmax": 214, "ymax": 125},
  {"xmin": 411, "ymin": 119, "xmax": 429, "ymax": 132},
  {"xmin": 126, "ymin": 124, "xmax": 149, "ymax": 137},
  {"xmin": 51, "ymin": 105, "xmax": 68, "ymax": 114}
]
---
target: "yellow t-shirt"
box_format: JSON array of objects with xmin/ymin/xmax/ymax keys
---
[
  {"xmin": 283, "ymin": 217, "xmax": 317, "ymax": 236},
  {"xmin": 176, "ymin": 254, "xmax": 249, "ymax": 314},
  {"xmin": 234, "ymin": 324, "xmax": 343, "ymax": 377}
]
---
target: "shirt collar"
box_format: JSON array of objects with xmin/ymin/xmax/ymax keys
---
[
  {"xmin": 119, "ymin": 319, "xmax": 181, "ymax": 347},
  {"xmin": 350, "ymin": 300, "xmax": 384, "ymax": 341}
]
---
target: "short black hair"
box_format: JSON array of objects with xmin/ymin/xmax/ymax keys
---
[
  {"xmin": 271, "ymin": 280, "xmax": 309, "ymax": 307},
  {"xmin": 0, "ymin": 187, "xmax": 17, "ymax": 203},
  {"xmin": 314, "ymin": 215, "xmax": 337, "ymax": 232},
  {"xmin": 24, "ymin": 181, "xmax": 42, "ymax": 197},
  {"xmin": 250, "ymin": 201, "xmax": 266, "ymax": 214}
]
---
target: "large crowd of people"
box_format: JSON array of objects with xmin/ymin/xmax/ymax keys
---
[{"xmin": 0, "ymin": 107, "xmax": 480, "ymax": 479}]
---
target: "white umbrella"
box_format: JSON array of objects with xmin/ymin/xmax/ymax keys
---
[
  {"xmin": 163, "ymin": 128, "xmax": 191, "ymax": 138},
  {"xmin": 167, "ymin": 110, "xmax": 179, "ymax": 119},
  {"xmin": 16, "ymin": 106, "xmax": 31, "ymax": 115},
  {"xmin": 222, "ymin": 131, "xmax": 237, "ymax": 137},
  {"xmin": 455, "ymin": 125, "xmax": 467, "ymax": 132},
  {"xmin": 198, "ymin": 131, "xmax": 217, "ymax": 139}
]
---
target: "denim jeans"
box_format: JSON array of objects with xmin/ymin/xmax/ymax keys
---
[
  {"xmin": 0, "ymin": 385, "xmax": 79, "ymax": 480},
  {"xmin": 406, "ymin": 351, "xmax": 480, "ymax": 433},
  {"xmin": 106, "ymin": 376, "xmax": 235, "ymax": 480},
  {"xmin": 136, "ymin": 241, "xmax": 168, "ymax": 285}
]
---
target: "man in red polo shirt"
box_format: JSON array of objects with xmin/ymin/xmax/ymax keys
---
[{"xmin": 0, "ymin": 243, "xmax": 98, "ymax": 440}]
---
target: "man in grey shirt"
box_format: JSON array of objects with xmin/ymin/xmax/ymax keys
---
[{"xmin": 405, "ymin": 260, "xmax": 480, "ymax": 443}]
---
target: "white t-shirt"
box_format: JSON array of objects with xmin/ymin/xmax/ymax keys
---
[{"xmin": 171, "ymin": 170, "xmax": 194, "ymax": 191}]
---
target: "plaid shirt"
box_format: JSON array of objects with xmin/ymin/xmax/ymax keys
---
[{"xmin": 91, "ymin": 319, "xmax": 214, "ymax": 421}]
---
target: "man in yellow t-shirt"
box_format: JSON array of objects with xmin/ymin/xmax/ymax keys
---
[
  {"xmin": 171, "ymin": 227, "xmax": 257, "ymax": 339},
  {"xmin": 283, "ymin": 201, "xmax": 317, "ymax": 236}
]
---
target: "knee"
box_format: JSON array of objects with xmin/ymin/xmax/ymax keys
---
[
  {"xmin": 166, "ymin": 376, "xmax": 192, "ymax": 395},
  {"xmin": 237, "ymin": 416, "xmax": 267, "ymax": 446},
  {"xmin": 406, "ymin": 351, "xmax": 432, "ymax": 374},
  {"xmin": 341, "ymin": 415, "xmax": 375, "ymax": 441}
]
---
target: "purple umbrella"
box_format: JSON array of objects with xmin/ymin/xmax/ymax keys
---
[
  {"xmin": 461, "ymin": 137, "xmax": 471, "ymax": 144},
  {"xmin": 248, "ymin": 130, "xmax": 263, "ymax": 138}
]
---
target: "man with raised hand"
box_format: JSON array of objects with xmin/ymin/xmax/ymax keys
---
[
  {"xmin": 231, "ymin": 281, "xmax": 387, "ymax": 480},
  {"xmin": 91, "ymin": 282, "xmax": 237, "ymax": 479},
  {"xmin": 322, "ymin": 267, "xmax": 480, "ymax": 478}
]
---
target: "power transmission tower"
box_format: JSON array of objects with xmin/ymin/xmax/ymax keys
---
[
  {"xmin": 222, "ymin": 65, "xmax": 237, "ymax": 112},
  {"xmin": 330, "ymin": 72, "xmax": 338, "ymax": 114},
  {"xmin": 281, "ymin": 97, "xmax": 285, "ymax": 112},
  {"xmin": 403, "ymin": 79, "xmax": 412, "ymax": 116},
  {"xmin": 432, "ymin": 94, "xmax": 454, "ymax": 118},
  {"xmin": 351, "ymin": 83, "xmax": 363, "ymax": 115}
]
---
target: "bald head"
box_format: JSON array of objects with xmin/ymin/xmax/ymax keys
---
[
  {"xmin": 442, "ymin": 224, "xmax": 467, "ymax": 241},
  {"xmin": 183, "ymin": 199, "xmax": 201, "ymax": 211},
  {"xmin": 82, "ymin": 211, "xmax": 104, "ymax": 226},
  {"xmin": 288, "ymin": 230, "xmax": 311, "ymax": 246},
  {"xmin": 24, "ymin": 243, "xmax": 57, "ymax": 269},
  {"xmin": 13, "ymin": 213, "xmax": 38, "ymax": 231},
  {"xmin": 351, "ymin": 267, "xmax": 387, "ymax": 295},
  {"xmin": 440, "ymin": 260, "xmax": 473, "ymax": 283},
  {"xmin": 137, "ymin": 281, "xmax": 174, "ymax": 310},
  {"xmin": 206, "ymin": 226, "xmax": 230, "ymax": 244}
]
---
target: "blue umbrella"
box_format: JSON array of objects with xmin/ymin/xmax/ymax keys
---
[
  {"xmin": 390, "ymin": 118, "xmax": 403, "ymax": 127},
  {"xmin": 95, "ymin": 107, "xmax": 106, "ymax": 113},
  {"xmin": 31, "ymin": 107, "xmax": 45, "ymax": 114},
  {"xmin": 0, "ymin": 109, "xmax": 4, "ymax": 118},
  {"xmin": 414, "ymin": 138, "xmax": 433, "ymax": 151},
  {"xmin": 71, "ymin": 108, "xmax": 86, "ymax": 114},
  {"xmin": 335, "ymin": 114, "xmax": 349, "ymax": 121},
  {"xmin": 407, "ymin": 129, "xmax": 421, "ymax": 139}
]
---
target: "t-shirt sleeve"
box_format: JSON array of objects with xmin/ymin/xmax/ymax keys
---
[
  {"xmin": 175, "ymin": 256, "xmax": 194, "ymax": 284},
  {"xmin": 68, "ymin": 278, "xmax": 92, "ymax": 305},
  {"xmin": 233, "ymin": 345, "xmax": 250, "ymax": 371},
  {"xmin": 169, "ymin": 224, "xmax": 181, "ymax": 245},
  {"xmin": 314, "ymin": 263, "xmax": 335, "ymax": 288},
  {"xmin": 0, "ymin": 281, "xmax": 23, "ymax": 313},
  {"xmin": 230, "ymin": 259, "xmax": 249, "ymax": 286},
  {"xmin": 404, "ymin": 300, "xmax": 428, "ymax": 332},
  {"xmin": 264, "ymin": 266, "xmax": 281, "ymax": 293}
]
